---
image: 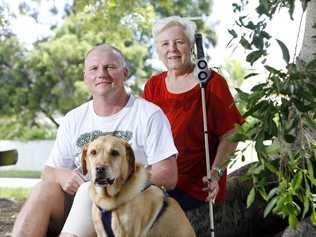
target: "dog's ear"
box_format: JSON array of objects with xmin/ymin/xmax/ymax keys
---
[
  {"xmin": 81, "ymin": 144, "xmax": 88, "ymax": 175},
  {"xmin": 125, "ymin": 142, "xmax": 135, "ymax": 175}
]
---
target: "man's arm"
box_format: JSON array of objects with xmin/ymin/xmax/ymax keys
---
[
  {"xmin": 42, "ymin": 166, "xmax": 85, "ymax": 195},
  {"xmin": 148, "ymin": 155, "xmax": 178, "ymax": 190}
]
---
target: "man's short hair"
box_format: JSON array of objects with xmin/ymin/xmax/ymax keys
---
[{"xmin": 84, "ymin": 44, "xmax": 127, "ymax": 68}]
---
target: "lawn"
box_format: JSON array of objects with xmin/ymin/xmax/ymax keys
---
[
  {"xmin": 0, "ymin": 187, "xmax": 31, "ymax": 201},
  {"xmin": 0, "ymin": 170, "xmax": 41, "ymax": 178},
  {"xmin": 0, "ymin": 170, "xmax": 38, "ymax": 200}
]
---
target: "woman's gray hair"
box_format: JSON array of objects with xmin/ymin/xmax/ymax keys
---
[{"xmin": 152, "ymin": 16, "xmax": 197, "ymax": 45}]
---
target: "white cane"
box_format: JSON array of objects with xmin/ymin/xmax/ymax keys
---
[{"xmin": 195, "ymin": 33, "xmax": 215, "ymax": 237}]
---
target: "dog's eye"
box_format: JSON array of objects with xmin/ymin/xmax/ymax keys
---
[
  {"xmin": 90, "ymin": 149, "xmax": 96, "ymax": 155},
  {"xmin": 110, "ymin": 149, "xmax": 119, "ymax": 157}
]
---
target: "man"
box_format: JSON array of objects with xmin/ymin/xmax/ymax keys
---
[{"xmin": 12, "ymin": 44, "xmax": 178, "ymax": 237}]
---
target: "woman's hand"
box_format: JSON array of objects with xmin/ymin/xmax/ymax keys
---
[{"xmin": 202, "ymin": 176, "xmax": 219, "ymax": 202}]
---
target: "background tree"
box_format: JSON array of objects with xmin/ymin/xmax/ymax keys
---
[{"xmin": 0, "ymin": 0, "xmax": 215, "ymax": 139}]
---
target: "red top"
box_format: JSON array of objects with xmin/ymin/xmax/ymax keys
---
[{"xmin": 143, "ymin": 71, "xmax": 244, "ymax": 202}]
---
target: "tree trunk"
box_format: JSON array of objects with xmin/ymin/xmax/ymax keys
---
[
  {"xmin": 280, "ymin": 2, "xmax": 316, "ymax": 235},
  {"xmin": 297, "ymin": 0, "xmax": 316, "ymax": 64}
]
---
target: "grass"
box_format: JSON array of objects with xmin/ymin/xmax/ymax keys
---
[
  {"xmin": 0, "ymin": 171, "xmax": 38, "ymax": 201},
  {"xmin": 0, "ymin": 187, "xmax": 31, "ymax": 201},
  {"xmin": 0, "ymin": 170, "xmax": 41, "ymax": 178}
]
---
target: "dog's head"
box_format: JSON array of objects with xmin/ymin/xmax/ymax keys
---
[{"xmin": 81, "ymin": 135, "xmax": 135, "ymax": 191}]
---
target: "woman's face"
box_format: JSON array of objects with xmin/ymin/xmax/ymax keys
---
[{"xmin": 156, "ymin": 25, "xmax": 192, "ymax": 71}]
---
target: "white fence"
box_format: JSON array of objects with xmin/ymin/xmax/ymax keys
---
[
  {"xmin": 0, "ymin": 139, "xmax": 258, "ymax": 173},
  {"xmin": 0, "ymin": 140, "xmax": 54, "ymax": 171}
]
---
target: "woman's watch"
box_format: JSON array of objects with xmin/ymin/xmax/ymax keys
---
[{"xmin": 212, "ymin": 167, "xmax": 225, "ymax": 178}]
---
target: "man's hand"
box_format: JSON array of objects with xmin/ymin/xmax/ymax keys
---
[
  {"xmin": 59, "ymin": 169, "xmax": 86, "ymax": 195},
  {"xmin": 42, "ymin": 166, "xmax": 85, "ymax": 195}
]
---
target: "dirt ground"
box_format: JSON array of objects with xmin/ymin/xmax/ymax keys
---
[{"xmin": 0, "ymin": 198, "xmax": 23, "ymax": 237}]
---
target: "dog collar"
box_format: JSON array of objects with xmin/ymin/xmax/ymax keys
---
[
  {"xmin": 97, "ymin": 181, "xmax": 169, "ymax": 236},
  {"xmin": 97, "ymin": 207, "xmax": 115, "ymax": 237}
]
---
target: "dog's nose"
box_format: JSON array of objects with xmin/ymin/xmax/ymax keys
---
[{"xmin": 96, "ymin": 166, "xmax": 106, "ymax": 175}]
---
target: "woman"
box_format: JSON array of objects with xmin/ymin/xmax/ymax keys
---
[{"xmin": 143, "ymin": 16, "xmax": 244, "ymax": 235}]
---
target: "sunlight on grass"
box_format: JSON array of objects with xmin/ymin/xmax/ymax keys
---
[{"xmin": 0, "ymin": 187, "xmax": 31, "ymax": 201}]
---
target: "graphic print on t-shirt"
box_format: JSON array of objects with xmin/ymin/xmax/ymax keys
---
[{"xmin": 76, "ymin": 130, "xmax": 133, "ymax": 148}]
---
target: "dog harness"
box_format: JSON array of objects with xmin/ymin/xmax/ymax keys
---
[{"xmin": 97, "ymin": 182, "xmax": 168, "ymax": 237}]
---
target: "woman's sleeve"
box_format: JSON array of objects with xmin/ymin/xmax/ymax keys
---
[{"xmin": 143, "ymin": 78, "xmax": 153, "ymax": 101}]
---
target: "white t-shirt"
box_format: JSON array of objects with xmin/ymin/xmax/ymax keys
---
[{"xmin": 46, "ymin": 94, "xmax": 177, "ymax": 169}]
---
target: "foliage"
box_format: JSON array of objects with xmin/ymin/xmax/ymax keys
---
[
  {"xmin": 0, "ymin": 0, "xmax": 214, "ymax": 133},
  {"xmin": 0, "ymin": 117, "xmax": 56, "ymax": 140},
  {"xmin": 71, "ymin": 0, "xmax": 214, "ymax": 88},
  {"xmin": 230, "ymin": 0, "xmax": 316, "ymax": 229}
]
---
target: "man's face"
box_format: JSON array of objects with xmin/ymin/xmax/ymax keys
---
[{"xmin": 84, "ymin": 48, "xmax": 128, "ymax": 97}]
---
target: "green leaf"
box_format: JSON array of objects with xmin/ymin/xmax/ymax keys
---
[
  {"xmin": 258, "ymin": 188, "xmax": 268, "ymax": 201},
  {"xmin": 302, "ymin": 194, "xmax": 310, "ymax": 218},
  {"xmin": 247, "ymin": 187, "xmax": 256, "ymax": 208},
  {"xmin": 248, "ymin": 163, "xmax": 264, "ymax": 175},
  {"xmin": 276, "ymin": 39, "xmax": 290, "ymax": 64},
  {"xmin": 265, "ymin": 141, "xmax": 280, "ymax": 156},
  {"xmin": 245, "ymin": 21, "xmax": 256, "ymax": 30},
  {"xmin": 292, "ymin": 98, "xmax": 312, "ymax": 113},
  {"xmin": 240, "ymin": 36, "xmax": 252, "ymax": 50},
  {"xmin": 228, "ymin": 29, "xmax": 238, "ymax": 38},
  {"xmin": 311, "ymin": 211, "xmax": 316, "ymax": 225},
  {"xmin": 289, "ymin": 214, "xmax": 298, "ymax": 229},
  {"xmin": 264, "ymin": 65, "xmax": 281, "ymax": 74},
  {"xmin": 292, "ymin": 171, "xmax": 303, "ymax": 192},
  {"xmin": 306, "ymin": 158, "xmax": 315, "ymax": 180},
  {"xmin": 306, "ymin": 59, "xmax": 316, "ymax": 71},
  {"xmin": 251, "ymin": 83, "xmax": 266, "ymax": 91},
  {"xmin": 253, "ymin": 35, "xmax": 264, "ymax": 50},
  {"xmin": 264, "ymin": 160, "xmax": 278, "ymax": 174},
  {"xmin": 230, "ymin": 132, "xmax": 248, "ymax": 142},
  {"xmin": 267, "ymin": 187, "xmax": 279, "ymax": 200},
  {"xmin": 244, "ymin": 73, "xmax": 259, "ymax": 79},
  {"xmin": 235, "ymin": 88, "xmax": 250, "ymax": 101},
  {"xmin": 261, "ymin": 31, "xmax": 271, "ymax": 39},
  {"xmin": 264, "ymin": 196, "xmax": 277, "ymax": 218},
  {"xmin": 246, "ymin": 50, "xmax": 263, "ymax": 65}
]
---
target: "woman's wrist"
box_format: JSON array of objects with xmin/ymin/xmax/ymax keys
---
[{"xmin": 210, "ymin": 166, "xmax": 225, "ymax": 181}]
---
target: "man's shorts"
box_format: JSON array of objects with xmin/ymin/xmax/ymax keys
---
[{"xmin": 64, "ymin": 192, "xmax": 75, "ymax": 223}]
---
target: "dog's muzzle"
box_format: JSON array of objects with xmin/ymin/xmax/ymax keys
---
[{"xmin": 95, "ymin": 166, "xmax": 115, "ymax": 186}]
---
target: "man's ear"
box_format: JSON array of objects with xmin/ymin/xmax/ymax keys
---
[
  {"xmin": 123, "ymin": 67, "xmax": 129, "ymax": 79},
  {"xmin": 125, "ymin": 142, "xmax": 135, "ymax": 176},
  {"xmin": 81, "ymin": 145, "xmax": 88, "ymax": 175}
]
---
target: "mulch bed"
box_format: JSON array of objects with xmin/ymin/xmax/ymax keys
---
[{"xmin": 0, "ymin": 198, "xmax": 23, "ymax": 237}]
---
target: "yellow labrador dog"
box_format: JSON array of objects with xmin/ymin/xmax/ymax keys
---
[{"xmin": 81, "ymin": 135, "xmax": 196, "ymax": 237}]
